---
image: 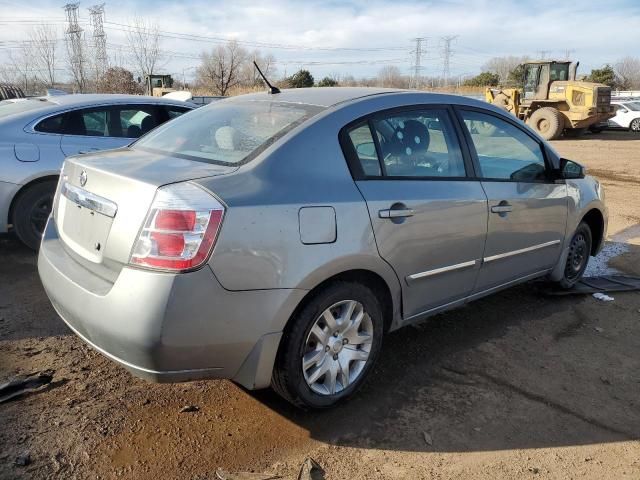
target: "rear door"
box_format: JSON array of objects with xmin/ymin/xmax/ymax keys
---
[
  {"xmin": 456, "ymin": 108, "xmax": 567, "ymax": 292},
  {"xmin": 60, "ymin": 106, "xmax": 128, "ymax": 155},
  {"xmin": 342, "ymin": 106, "xmax": 488, "ymax": 320}
]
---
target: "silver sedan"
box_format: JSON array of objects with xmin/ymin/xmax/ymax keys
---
[
  {"xmin": 0, "ymin": 94, "xmax": 194, "ymax": 249},
  {"xmin": 38, "ymin": 88, "xmax": 607, "ymax": 409}
]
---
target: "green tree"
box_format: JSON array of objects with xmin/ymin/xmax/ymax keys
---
[
  {"xmin": 317, "ymin": 76, "xmax": 338, "ymax": 87},
  {"xmin": 463, "ymin": 71, "xmax": 500, "ymax": 87},
  {"xmin": 288, "ymin": 69, "xmax": 314, "ymax": 88},
  {"xmin": 588, "ymin": 64, "xmax": 616, "ymax": 87}
]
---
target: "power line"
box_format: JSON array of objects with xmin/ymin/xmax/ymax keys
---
[
  {"xmin": 441, "ymin": 35, "xmax": 459, "ymax": 87},
  {"xmin": 536, "ymin": 49, "xmax": 551, "ymax": 60},
  {"xmin": 88, "ymin": 4, "xmax": 108, "ymax": 76},
  {"xmin": 410, "ymin": 37, "xmax": 427, "ymax": 89}
]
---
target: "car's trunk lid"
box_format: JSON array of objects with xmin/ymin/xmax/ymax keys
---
[{"xmin": 54, "ymin": 147, "xmax": 236, "ymax": 279}]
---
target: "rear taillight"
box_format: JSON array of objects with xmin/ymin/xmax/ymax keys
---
[{"xmin": 130, "ymin": 182, "xmax": 225, "ymax": 272}]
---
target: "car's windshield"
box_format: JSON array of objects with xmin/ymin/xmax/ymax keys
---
[
  {"xmin": 134, "ymin": 100, "xmax": 323, "ymax": 166},
  {"xmin": 0, "ymin": 98, "xmax": 55, "ymax": 119}
]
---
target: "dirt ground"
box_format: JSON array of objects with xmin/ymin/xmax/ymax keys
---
[{"xmin": 1, "ymin": 131, "xmax": 639, "ymax": 480}]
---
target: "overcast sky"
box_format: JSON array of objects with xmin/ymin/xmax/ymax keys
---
[{"xmin": 1, "ymin": 0, "xmax": 638, "ymax": 82}]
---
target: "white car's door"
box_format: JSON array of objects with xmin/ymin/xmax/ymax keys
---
[{"xmin": 60, "ymin": 106, "xmax": 130, "ymax": 156}]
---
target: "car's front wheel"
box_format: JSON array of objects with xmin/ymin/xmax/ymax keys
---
[
  {"xmin": 272, "ymin": 281, "xmax": 384, "ymax": 409},
  {"xmin": 630, "ymin": 118, "xmax": 640, "ymax": 133},
  {"xmin": 12, "ymin": 180, "xmax": 57, "ymax": 250},
  {"xmin": 556, "ymin": 222, "xmax": 592, "ymax": 289}
]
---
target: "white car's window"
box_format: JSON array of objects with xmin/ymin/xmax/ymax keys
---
[
  {"xmin": 134, "ymin": 100, "xmax": 322, "ymax": 166},
  {"xmin": 461, "ymin": 110, "xmax": 547, "ymax": 182},
  {"xmin": 118, "ymin": 107, "xmax": 158, "ymax": 138},
  {"xmin": 624, "ymin": 103, "xmax": 640, "ymax": 111}
]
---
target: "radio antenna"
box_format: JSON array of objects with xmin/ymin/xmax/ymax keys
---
[{"xmin": 253, "ymin": 60, "xmax": 280, "ymax": 94}]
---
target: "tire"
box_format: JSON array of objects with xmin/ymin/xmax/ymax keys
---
[
  {"xmin": 272, "ymin": 281, "xmax": 384, "ymax": 409},
  {"xmin": 527, "ymin": 107, "xmax": 564, "ymax": 140},
  {"xmin": 12, "ymin": 180, "xmax": 57, "ymax": 250},
  {"xmin": 630, "ymin": 118, "xmax": 640, "ymax": 133},
  {"xmin": 556, "ymin": 222, "xmax": 592, "ymax": 289},
  {"xmin": 564, "ymin": 128, "xmax": 587, "ymax": 138}
]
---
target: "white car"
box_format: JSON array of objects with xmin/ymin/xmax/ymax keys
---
[
  {"xmin": 606, "ymin": 99, "xmax": 640, "ymax": 132},
  {"xmin": 0, "ymin": 94, "xmax": 195, "ymax": 248}
]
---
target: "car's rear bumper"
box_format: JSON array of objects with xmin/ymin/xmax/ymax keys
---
[{"xmin": 38, "ymin": 218, "xmax": 306, "ymax": 387}]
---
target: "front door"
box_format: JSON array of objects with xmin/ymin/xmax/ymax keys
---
[
  {"xmin": 456, "ymin": 108, "xmax": 568, "ymax": 292},
  {"xmin": 343, "ymin": 107, "xmax": 488, "ymax": 320}
]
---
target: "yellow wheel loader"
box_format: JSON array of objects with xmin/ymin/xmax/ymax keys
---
[{"xmin": 485, "ymin": 61, "xmax": 614, "ymax": 140}]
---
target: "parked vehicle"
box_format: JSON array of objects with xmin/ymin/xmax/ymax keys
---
[
  {"xmin": 38, "ymin": 88, "xmax": 607, "ymax": 409},
  {"xmin": 0, "ymin": 94, "xmax": 195, "ymax": 249},
  {"xmin": 486, "ymin": 60, "xmax": 614, "ymax": 140},
  {"xmin": 598, "ymin": 99, "xmax": 640, "ymax": 132}
]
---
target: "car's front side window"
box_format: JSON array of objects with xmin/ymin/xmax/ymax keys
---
[
  {"xmin": 344, "ymin": 108, "xmax": 467, "ymax": 179},
  {"xmin": 460, "ymin": 110, "xmax": 547, "ymax": 182},
  {"xmin": 117, "ymin": 105, "xmax": 159, "ymax": 138}
]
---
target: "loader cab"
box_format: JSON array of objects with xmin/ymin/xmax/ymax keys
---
[{"xmin": 523, "ymin": 61, "xmax": 572, "ymax": 101}]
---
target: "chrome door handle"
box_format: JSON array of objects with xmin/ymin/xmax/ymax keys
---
[
  {"xmin": 379, "ymin": 208, "xmax": 415, "ymax": 219},
  {"xmin": 491, "ymin": 205, "xmax": 513, "ymax": 213}
]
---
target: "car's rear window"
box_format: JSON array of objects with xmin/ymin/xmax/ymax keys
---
[
  {"xmin": 0, "ymin": 98, "xmax": 55, "ymax": 119},
  {"xmin": 134, "ymin": 100, "xmax": 323, "ymax": 166}
]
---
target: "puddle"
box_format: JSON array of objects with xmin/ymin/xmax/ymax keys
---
[{"xmin": 585, "ymin": 241, "xmax": 629, "ymax": 276}]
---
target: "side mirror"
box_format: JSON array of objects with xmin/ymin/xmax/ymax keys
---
[
  {"xmin": 356, "ymin": 142, "xmax": 376, "ymax": 158},
  {"xmin": 559, "ymin": 158, "xmax": 585, "ymax": 179}
]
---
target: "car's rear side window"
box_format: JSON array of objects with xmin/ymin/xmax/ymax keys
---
[
  {"xmin": 347, "ymin": 123, "xmax": 381, "ymax": 176},
  {"xmin": 35, "ymin": 113, "xmax": 65, "ymax": 133},
  {"xmin": 343, "ymin": 108, "xmax": 467, "ymax": 179}
]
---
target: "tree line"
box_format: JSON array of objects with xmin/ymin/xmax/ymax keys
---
[{"xmin": 3, "ymin": 23, "xmax": 639, "ymax": 96}]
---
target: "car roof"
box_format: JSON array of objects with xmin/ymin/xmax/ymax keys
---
[
  {"xmin": 37, "ymin": 93, "xmax": 193, "ymax": 107},
  {"xmin": 226, "ymin": 87, "xmax": 500, "ymax": 110},
  {"xmin": 228, "ymin": 87, "xmax": 405, "ymax": 107}
]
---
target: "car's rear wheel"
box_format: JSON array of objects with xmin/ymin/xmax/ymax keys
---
[
  {"xmin": 272, "ymin": 281, "xmax": 384, "ymax": 409},
  {"xmin": 630, "ymin": 118, "xmax": 640, "ymax": 133},
  {"xmin": 12, "ymin": 180, "xmax": 57, "ymax": 250},
  {"xmin": 556, "ymin": 222, "xmax": 592, "ymax": 289}
]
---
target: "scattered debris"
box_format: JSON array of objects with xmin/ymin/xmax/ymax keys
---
[
  {"xmin": 215, "ymin": 469, "xmax": 281, "ymax": 480},
  {"xmin": 594, "ymin": 326, "xmax": 605, "ymax": 333},
  {"xmin": 297, "ymin": 458, "xmax": 325, "ymax": 480},
  {"xmin": 0, "ymin": 370, "xmax": 54, "ymax": 403},
  {"xmin": 528, "ymin": 466, "xmax": 540, "ymax": 474},
  {"xmin": 422, "ymin": 431, "xmax": 433, "ymax": 446},
  {"xmin": 600, "ymin": 376, "xmax": 612, "ymax": 385},
  {"xmin": 213, "ymin": 458, "xmax": 325, "ymax": 480},
  {"xmin": 544, "ymin": 275, "xmax": 640, "ymax": 296},
  {"xmin": 593, "ymin": 293, "xmax": 614, "ymax": 302},
  {"xmin": 14, "ymin": 452, "xmax": 30, "ymax": 466},
  {"xmin": 180, "ymin": 405, "xmax": 199, "ymax": 413}
]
